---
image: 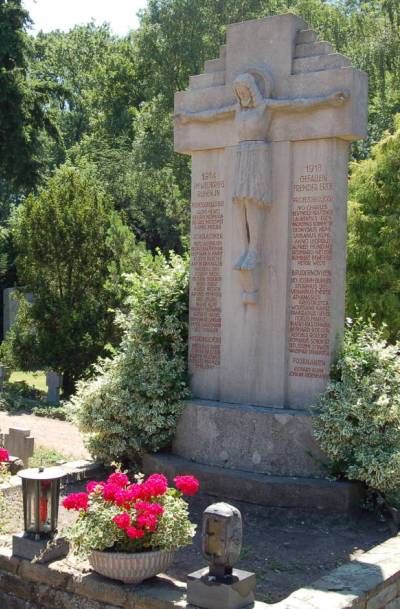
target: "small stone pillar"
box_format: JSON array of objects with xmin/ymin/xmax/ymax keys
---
[
  {"xmin": 0, "ymin": 365, "xmax": 10, "ymax": 391},
  {"xmin": 46, "ymin": 371, "xmax": 62, "ymax": 403}
]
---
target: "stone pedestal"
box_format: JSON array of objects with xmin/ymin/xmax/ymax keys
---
[{"xmin": 187, "ymin": 567, "xmax": 256, "ymax": 609}]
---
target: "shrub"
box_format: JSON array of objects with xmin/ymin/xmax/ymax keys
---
[
  {"xmin": 68, "ymin": 252, "xmax": 190, "ymax": 464},
  {"xmin": 313, "ymin": 319, "xmax": 400, "ymax": 494}
]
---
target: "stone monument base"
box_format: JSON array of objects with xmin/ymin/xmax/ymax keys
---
[
  {"xmin": 143, "ymin": 400, "xmax": 364, "ymax": 511},
  {"xmin": 172, "ymin": 400, "xmax": 327, "ymax": 478},
  {"xmin": 187, "ymin": 567, "xmax": 256, "ymax": 609}
]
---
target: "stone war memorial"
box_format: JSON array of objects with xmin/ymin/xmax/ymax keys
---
[{"xmin": 145, "ymin": 14, "xmax": 368, "ymax": 510}]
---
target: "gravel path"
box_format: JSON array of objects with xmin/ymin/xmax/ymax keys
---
[{"xmin": 0, "ymin": 412, "xmax": 90, "ymax": 459}]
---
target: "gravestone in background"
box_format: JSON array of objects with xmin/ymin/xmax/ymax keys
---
[
  {"xmin": 145, "ymin": 14, "xmax": 368, "ymax": 509},
  {"xmin": 3, "ymin": 288, "xmax": 34, "ymax": 338},
  {"xmin": 46, "ymin": 371, "xmax": 62, "ymax": 404}
]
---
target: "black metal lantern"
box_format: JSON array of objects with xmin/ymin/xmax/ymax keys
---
[{"xmin": 19, "ymin": 466, "xmax": 64, "ymax": 539}]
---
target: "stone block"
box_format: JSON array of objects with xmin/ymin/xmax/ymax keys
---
[
  {"xmin": 18, "ymin": 559, "xmax": 70, "ymax": 588},
  {"xmin": 187, "ymin": 567, "xmax": 256, "ymax": 609},
  {"xmin": 366, "ymin": 584, "xmax": 397, "ymax": 609},
  {"xmin": 0, "ymin": 548, "xmax": 21, "ymax": 574},
  {"xmin": 386, "ymin": 598, "xmax": 400, "ymax": 609},
  {"xmin": 293, "ymin": 53, "xmax": 352, "ymax": 74},
  {"xmin": 67, "ymin": 572, "xmax": 129, "ymax": 607},
  {"xmin": 294, "ymin": 41, "xmax": 333, "ymax": 57},
  {"xmin": 12, "ymin": 533, "xmax": 69, "ymax": 564},
  {"xmin": 0, "ymin": 571, "xmax": 34, "ymax": 601},
  {"xmin": 0, "ymin": 589, "xmax": 41, "ymax": 609},
  {"xmin": 296, "ymin": 29, "xmax": 318, "ymax": 44},
  {"xmin": 143, "ymin": 452, "xmax": 364, "ymax": 512},
  {"xmin": 173, "ymin": 399, "xmax": 326, "ymax": 478}
]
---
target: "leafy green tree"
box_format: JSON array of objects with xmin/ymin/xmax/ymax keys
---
[
  {"xmin": 346, "ymin": 115, "xmax": 400, "ymax": 341},
  {"xmin": 31, "ymin": 24, "xmax": 141, "ymax": 165},
  {"xmin": 3, "ymin": 161, "xmax": 138, "ymax": 394},
  {"xmin": 0, "ymin": 0, "xmax": 58, "ymax": 190}
]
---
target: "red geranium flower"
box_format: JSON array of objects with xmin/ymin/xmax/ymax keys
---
[
  {"xmin": 62, "ymin": 492, "xmax": 89, "ymax": 511},
  {"xmin": 141, "ymin": 474, "xmax": 168, "ymax": 499},
  {"xmin": 174, "ymin": 475, "xmax": 200, "ymax": 496},
  {"xmin": 136, "ymin": 512, "xmax": 158, "ymax": 532},
  {"xmin": 0, "ymin": 448, "xmax": 9, "ymax": 462},
  {"xmin": 126, "ymin": 526, "xmax": 145, "ymax": 540},
  {"xmin": 135, "ymin": 501, "xmax": 164, "ymax": 516},
  {"xmin": 86, "ymin": 481, "xmax": 105, "ymax": 494},
  {"xmin": 113, "ymin": 512, "xmax": 131, "ymax": 530},
  {"xmin": 103, "ymin": 482, "xmax": 120, "ymax": 502},
  {"xmin": 107, "ymin": 472, "xmax": 129, "ymax": 488}
]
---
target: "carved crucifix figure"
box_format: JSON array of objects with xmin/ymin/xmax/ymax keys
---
[{"xmin": 176, "ymin": 67, "xmax": 349, "ymax": 303}]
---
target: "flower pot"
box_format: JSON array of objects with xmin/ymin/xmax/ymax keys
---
[{"xmin": 88, "ymin": 549, "xmax": 175, "ymax": 584}]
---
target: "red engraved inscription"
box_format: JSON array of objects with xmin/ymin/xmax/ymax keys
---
[
  {"xmin": 189, "ymin": 171, "xmax": 224, "ymax": 369},
  {"xmin": 288, "ymin": 163, "xmax": 334, "ymax": 380}
]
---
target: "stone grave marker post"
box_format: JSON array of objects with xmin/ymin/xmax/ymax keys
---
[
  {"xmin": 46, "ymin": 371, "xmax": 62, "ymax": 404},
  {"xmin": 146, "ymin": 14, "xmax": 368, "ymax": 509}
]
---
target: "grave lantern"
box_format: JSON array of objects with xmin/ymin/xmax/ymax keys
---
[{"xmin": 19, "ymin": 466, "xmax": 64, "ymax": 539}]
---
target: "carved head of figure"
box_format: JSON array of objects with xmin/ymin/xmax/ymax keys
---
[{"xmin": 233, "ymin": 68, "xmax": 274, "ymax": 108}]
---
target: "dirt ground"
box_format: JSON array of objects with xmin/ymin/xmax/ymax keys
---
[
  {"xmin": 170, "ymin": 493, "xmax": 392, "ymax": 603},
  {"xmin": 2, "ymin": 475, "xmax": 392, "ymax": 604}
]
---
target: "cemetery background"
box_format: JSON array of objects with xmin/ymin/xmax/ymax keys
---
[{"xmin": 0, "ymin": 1, "xmax": 399, "ymax": 607}]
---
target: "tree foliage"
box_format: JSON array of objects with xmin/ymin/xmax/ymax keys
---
[
  {"xmin": 2, "ymin": 162, "xmax": 138, "ymax": 393},
  {"xmin": 347, "ymin": 115, "xmax": 400, "ymax": 341}
]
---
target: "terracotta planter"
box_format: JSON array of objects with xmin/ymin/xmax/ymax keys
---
[{"xmin": 88, "ymin": 549, "xmax": 175, "ymax": 584}]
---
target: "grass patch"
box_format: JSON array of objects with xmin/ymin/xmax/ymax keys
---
[
  {"xmin": 9, "ymin": 370, "xmax": 47, "ymax": 393},
  {"xmin": 0, "ymin": 370, "xmax": 67, "ymax": 420},
  {"xmin": 30, "ymin": 445, "xmax": 70, "ymax": 468}
]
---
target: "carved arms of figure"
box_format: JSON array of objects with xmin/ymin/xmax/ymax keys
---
[
  {"xmin": 267, "ymin": 89, "xmax": 350, "ymax": 112},
  {"xmin": 175, "ymin": 104, "xmax": 236, "ymax": 124}
]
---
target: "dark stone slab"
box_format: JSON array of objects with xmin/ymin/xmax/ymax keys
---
[{"xmin": 143, "ymin": 453, "xmax": 364, "ymax": 512}]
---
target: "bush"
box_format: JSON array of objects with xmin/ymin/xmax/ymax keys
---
[
  {"xmin": 313, "ymin": 319, "xmax": 400, "ymax": 495},
  {"xmin": 68, "ymin": 252, "xmax": 190, "ymax": 464}
]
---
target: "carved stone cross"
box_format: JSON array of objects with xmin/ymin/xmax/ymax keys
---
[{"xmin": 174, "ymin": 14, "xmax": 367, "ymax": 408}]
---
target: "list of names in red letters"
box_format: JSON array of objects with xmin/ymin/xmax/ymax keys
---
[
  {"xmin": 288, "ymin": 162, "xmax": 334, "ymax": 380},
  {"xmin": 189, "ymin": 171, "xmax": 224, "ymax": 369}
]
